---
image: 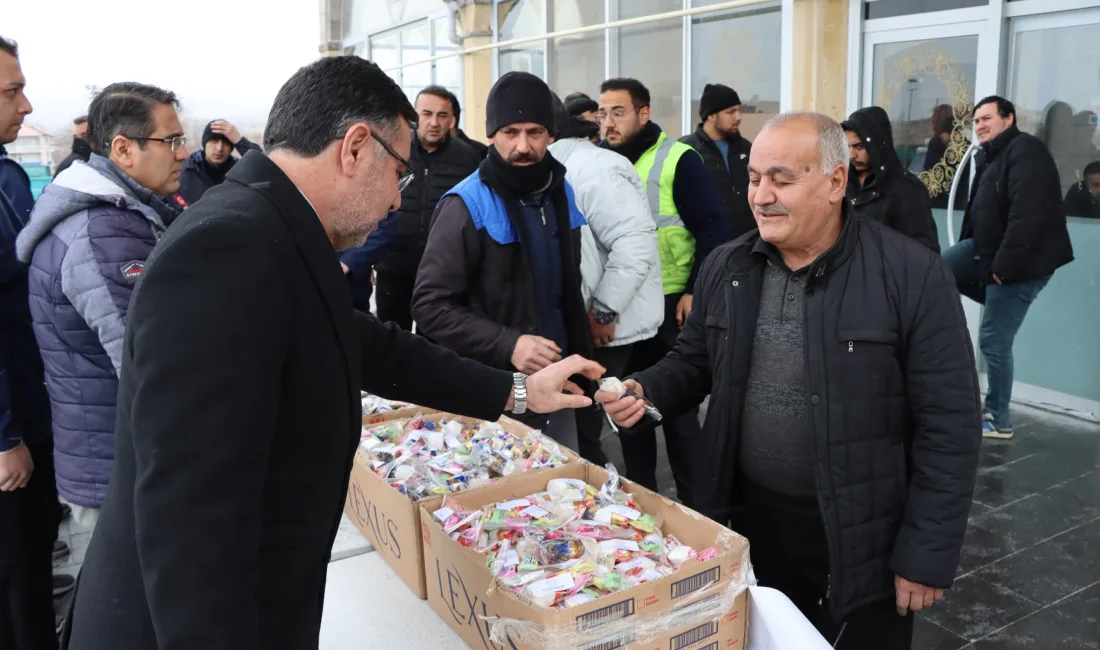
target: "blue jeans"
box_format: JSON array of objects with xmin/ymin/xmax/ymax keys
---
[{"xmin": 943, "ymin": 239, "xmax": 1050, "ymax": 429}]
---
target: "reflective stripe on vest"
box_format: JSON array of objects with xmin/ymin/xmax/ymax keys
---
[{"xmin": 635, "ymin": 132, "xmax": 697, "ymax": 295}]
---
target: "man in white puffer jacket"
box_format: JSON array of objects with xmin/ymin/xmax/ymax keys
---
[{"xmin": 549, "ymin": 93, "xmax": 663, "ymax": 465}]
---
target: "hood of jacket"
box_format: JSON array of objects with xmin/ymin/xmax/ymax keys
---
[
  {"xmin": 842, "ymin": 106, "xmax": 904, "ymax": 192},
  {"xmin": 16, "ymin": 154, "xmax": 178, "ymax": 262}
]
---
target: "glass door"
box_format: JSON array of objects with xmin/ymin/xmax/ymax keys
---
[{"xmin": 862, "ymin": 23, "xmax": 984, "ymax": 219}]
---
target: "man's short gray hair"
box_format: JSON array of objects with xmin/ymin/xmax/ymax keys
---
[{"xmin": 761, "ymin": 111, "xmax": 850, "ymax": 174}]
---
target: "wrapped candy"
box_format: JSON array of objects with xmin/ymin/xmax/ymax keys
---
[
  {"xmin": 599, "ymin": 377, "xmax": 663, "ymax": 422},
  {"xmin": 443, "ymin": 475, "xmax": 720, "ymax": 609},
  {"xmin": 360, "ymin": 415, "xmax": 570, "ymax": 502}
]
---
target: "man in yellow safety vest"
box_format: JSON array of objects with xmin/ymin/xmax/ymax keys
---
[{"xmin": 598, "ymin": 77, "xmax": 732, "ymax": 506}]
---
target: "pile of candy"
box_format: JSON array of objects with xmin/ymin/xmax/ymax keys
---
[
  {"xmin": 360, "ymin": 392, "xmax": 413, "ymax": 416},
  {"xmin": 360, "ymin": 415, "xmax": 570, "ymax": 501},
  {"xmin": 431, "ymin": 467, "xmax": 719, "ymax": 609}
]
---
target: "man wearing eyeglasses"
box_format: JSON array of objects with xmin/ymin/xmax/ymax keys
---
[
  {"xmin": 15, "ymin": 82, "xmax": 186, "ymax": 535},
  {"xmin": 60, "ymin": 58, "xmax": 601, "ymax": 650},
  {"xmin": 597, "ymin": 78, "xmax": 731, "ymax": 506}
]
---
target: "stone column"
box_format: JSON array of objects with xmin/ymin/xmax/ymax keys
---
[
  {"xmin": 457, "ymin": 2, "xmax": 495, "ymax": 142},
  {"xmin": 790, "ymin": 0, "xmax": 849, "ymax": 120}
]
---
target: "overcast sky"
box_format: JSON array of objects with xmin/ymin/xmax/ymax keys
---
[{"xmin": 6, "ymin": 0, "xmax": 320, "ymax": 134}]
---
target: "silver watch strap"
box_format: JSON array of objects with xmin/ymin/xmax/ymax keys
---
[{"xmin": 511, "ymin": 372, "xmax": 528, "ymax": 415}]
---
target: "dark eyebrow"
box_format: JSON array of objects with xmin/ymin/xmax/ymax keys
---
[
  {"xmin": 602, "ymin": 104, "xmax": 627, "ymax": 112},
  {"xmin": 747, "ymin": 164, "xmax": 798, "ymax": 176}
]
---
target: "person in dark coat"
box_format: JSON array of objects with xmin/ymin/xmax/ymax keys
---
[
  {"xmin": 680, "ymin": 83, "xmax": 755, "ymax": 238},
  {"xmin": 943, "ymin": 96, "xmax": 1074, "ymax": 439},
  {"xmin": 53, "ymin": 115, "xmax": 92, "ymax": 176},
  {"xmin": 1064, "ymin": 159, "xmax": 1100, "ymax": 218},
  {"xmin": 0, "ymin": 36, "xmax": 60, "ymax": 650},
  {"xmin": 62, "ymin": 56, "xmax": 601, "ymax": 650},
  {"xmin": 599, "ymin": 112, "xmax": 981, "ymax": 650},
  {"xmin": 374, "ymin": 85, "xmax": 480, "ymax": 331},
  {"xmin": 414, "ymin": 72, "xmax": 593, "ymax": 449},
  {"xmin": 175, "ymin": 119, "xmax": 262, "ymax": 206},
  {"xmin": 448, "ymin": 91, "xmax": 489, "ymax": 159},
  {"xmin": 842, "ymin": 106, "xmax": 939, "ymax": 252}
]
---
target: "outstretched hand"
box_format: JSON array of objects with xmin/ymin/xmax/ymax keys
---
[{"xmin": 523, "ymin": 354, "xmax": 605, "ymax": 414}]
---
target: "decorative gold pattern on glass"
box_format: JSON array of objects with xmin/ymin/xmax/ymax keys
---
[{"xmin": 877, "ymin": 45, "xmax": 974, "ymax": 198}]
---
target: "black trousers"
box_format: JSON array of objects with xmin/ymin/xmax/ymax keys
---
[
  {"xmin": 620, "ymin": 292, "xmax": 700, "ymax": 506},
  {"xmin": 375, "ymin": 272, "xmax": 415, "ymax": 331},
  {"xmin": 575, "ymin": 344, "xmax": 635, "ymax": 467},
  {"xmin": 0, "ymin": 441, "xmax": 60, "ymax": 650},
  {"xmin": 731, "ymin": 483, "xmax": 914, "ymax": 650}
]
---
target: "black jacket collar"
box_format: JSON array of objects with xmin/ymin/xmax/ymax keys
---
[
  {"xmin": 611, "ymin": 122, "xmax": 662, "ymax": 165},
  {"xmin": 743, "ymin": 201, "xmax": 858, "ymax": 278},
  {"xmin": 980, "ymin": 124, "xmax": 1021, "ymax": 160}
]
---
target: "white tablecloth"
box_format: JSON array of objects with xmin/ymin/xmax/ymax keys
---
[{"xmin": 320, "ymin": 552, "xmax": 832, "ymax": 649}]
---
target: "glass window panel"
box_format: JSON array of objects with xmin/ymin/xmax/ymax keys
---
[
  {"xmin": 401, "ymin": 23, "xmax": 433, "ymax": 102},
  {"xmin": 370, "ymin": 33, "xmax": 400, "ymax": 84},
  {"xmin": 548, "ymin": 0, "xmax": 605, "ymax": 99},
  {"xmin": 871, "ymin": 35, "xmax": 978, "ymax": 212},
  {"xmin": 863, "ymin": 0, "xmax": 987, "ymax": 20},
  {"xmin": 616, "ymin": 1, "xmax": 683, "ymax": 138},
  {"xmin": 499, "ymin": 0, "xmax": 546, "ymax": 78},
  {"xmin": 1009, "ymin": 19, "xmax": 1100, "ymax": 218},
  {"xmin": 433, "ymin": 18, "xmax": 463, "ymax": 92},
  {"xmin": 690, "ymin": 5, "xmax": 781, "ymax": 140}
]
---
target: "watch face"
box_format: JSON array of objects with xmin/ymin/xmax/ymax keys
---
[{"xmin": 595, "ymin": 311, "xmax": 616, "ymax": 325}]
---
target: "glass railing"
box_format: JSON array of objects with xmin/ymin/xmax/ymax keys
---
[{"xmin": 934, "ymin": 209, "xmax": 1100, "ymax": 404}]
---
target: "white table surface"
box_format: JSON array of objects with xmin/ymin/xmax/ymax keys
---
[{"xmin": 320, "ymin": 552, "xmax": 832, "ymax": 650}]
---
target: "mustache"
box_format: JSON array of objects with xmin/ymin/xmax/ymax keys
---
[
  {"xmin": 755, "ymin": 203, "xmax": 790, "ymax": 216},
  {"xmin": 507, "ymin": 152, "xmax": 539, "ymax": 163}
]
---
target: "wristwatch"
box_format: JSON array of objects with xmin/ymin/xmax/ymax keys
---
[
  {"xmin": 511, "ymin": 372, "xmax": 528, "ymax": 415},
  {"xmin": 593, "ymin": 309, "xmax": 617, "ymax": 326}
]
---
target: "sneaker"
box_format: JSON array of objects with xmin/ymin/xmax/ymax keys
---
[
  {"xmin": 982, "ymin": 413, "xmax": 1014, "ymax": 439},
  {"xmin": 52, "ymin": 540, "xmax": 70, "ymax": 561},
  {"xmin": 52, "ymin": 573, "xmax": 75, "ymax": 597}
]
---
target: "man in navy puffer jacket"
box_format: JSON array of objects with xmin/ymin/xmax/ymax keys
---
[{"xmin": 16, "ymin": 82, "xmax": 185, "ymax": 531}]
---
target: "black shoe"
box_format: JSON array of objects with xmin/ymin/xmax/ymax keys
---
[
  {"xmin": 53, "ymin": 540, "xmax": 70, "ymax": 561},
  {"xmin": 52, "ymin": 573, "xmax": 76, "ymax": 597},
  {"xmin": 60, "ymin": 502, "xmax": 72, "ymax": 521}
]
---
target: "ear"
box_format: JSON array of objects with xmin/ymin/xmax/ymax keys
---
[
  {"xmin": 828, "ymin": 164, "xmax": 849, "ymax": 204},
  {"xmin": 339, "ymin": 123, "xmax": 373, "ymax": 178},
  {"xmin": 639, "ymin": 105, "xmax": 651, "ymax": 124},
  {"xmin": 110, "ymin": 135, "xmax": 134, "ymax": 169}
]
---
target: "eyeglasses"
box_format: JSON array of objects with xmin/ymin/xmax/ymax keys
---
[
  {"xmin": 370, "ymin": 131, "xmax": 416, "ymax": 192},
  {"xmin": 126, "ymin": 135, "xmax": 188, "ymax": 152},
  {"xmin": 595, "ymin": 108, "xmax": 635, "ymax": 124}
]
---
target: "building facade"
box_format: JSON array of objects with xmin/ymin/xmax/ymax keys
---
[{"xmin": 331, "ymin": 0, "xmax": 1100, "ymax": 417}]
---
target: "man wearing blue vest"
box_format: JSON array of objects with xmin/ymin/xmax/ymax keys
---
[
  {"xmin": 413, "ymin": 72, "xmax": 592, "ymax": 449},
  {"xmin": 598, "ymin": 78, "xmax": 731, "ymax": 505}
]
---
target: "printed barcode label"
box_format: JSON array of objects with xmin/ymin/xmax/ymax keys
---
[
  {"xmin": 670, "ymin": 621, "xmax": 719, "ymax": 650},
  {"xmin": 671, "ymin": 566, "xmax": 721, "ymax": 599},
  {"xmin": 575, "ymin": 598, "xmax": 635, "ymax": 633}
]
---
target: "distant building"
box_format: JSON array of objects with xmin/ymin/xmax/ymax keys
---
[{"xmin": 7, "ymin": 123, "xmax": 52, "ymax": 167}]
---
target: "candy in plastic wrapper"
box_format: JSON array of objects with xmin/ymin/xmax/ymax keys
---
[{"xmin": 599, "ymin": 377, "xmax": 663, "ymax": 422}]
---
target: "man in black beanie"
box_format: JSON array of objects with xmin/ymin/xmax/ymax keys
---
[
  {"xmin": 414, "ymin": 71, "xmax": 592, "ymax": 449},
  {"xmin": 176, "ymin": 119, "xmax": 261, "ymax": 205},
  {"xmin": 681, "ymin": 83, "xmax": 755, "ymax": 238}
]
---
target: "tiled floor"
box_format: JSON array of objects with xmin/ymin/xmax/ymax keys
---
[{"xmin": 604, "ymin": 402, "xmax": 1100, "ymax": 650}]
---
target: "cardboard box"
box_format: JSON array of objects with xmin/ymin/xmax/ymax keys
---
[
  {"xmin": 419, "ymin": 464, "xmax": 751, "ymax": 650},
  {"xmin": 344, "ymin": 413, "xmax": 579, "ymax": 599}
]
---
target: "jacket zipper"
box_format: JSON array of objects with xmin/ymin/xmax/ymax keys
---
[{"xmin": 540, "ymin": 206, "xmax": 546, "ymax": 226}]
